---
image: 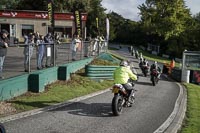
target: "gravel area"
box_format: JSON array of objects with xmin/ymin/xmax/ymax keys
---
[{"xmin": 0, "ymin": 102, "xmax": 16, "ymax": 116}]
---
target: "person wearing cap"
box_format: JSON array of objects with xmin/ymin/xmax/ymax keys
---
[
  {"xmin": 0, "ymin": 29, "xmax": 9, "ymax": 79},
  {"xmin": 23, "ymin": 33, "xmax": 35, "ymax": 72}
]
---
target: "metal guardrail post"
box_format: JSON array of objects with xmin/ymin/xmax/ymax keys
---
[
  {"xmin": 53, "ymin": 42, "xmax": 56, "ymax": 66},
  {"xmin": 28, "ymin": 43, "xmax": 30, "ymax": 73}
]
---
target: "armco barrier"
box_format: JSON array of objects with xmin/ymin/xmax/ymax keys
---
[
  {"xmin": 28, "ymin": 67, "xmax": 58, "ymax": 93},
  {"xmin": 85, "ymin": 65, "xmax": 118, "ymax": 79},
  {"xmin": 171, "ymin": 68, "xmax": 182, "ymax": 82},
  {"xmin": 58, "ymin": 58, "xmax": 93, "ymax": 80},
  {"xmin": 0, "ymin": 57, "xmax": 93, "ymax": 101},
  {"xmin": 0, "ymin": 74, "xmax": 29, "ymax": 101}
]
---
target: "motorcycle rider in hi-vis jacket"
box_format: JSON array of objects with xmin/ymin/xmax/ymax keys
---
[{"xmin": 113, "ymin": 60, "xmax": 138, "ymax": 102}]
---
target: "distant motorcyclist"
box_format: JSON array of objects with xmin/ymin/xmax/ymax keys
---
[
  {"xmin": 139, "ymin": 52, "xmax": 143, "ymax": 61},
  {"xmin": 139, "ymin": 58, "xmax": 143, "ymax": 68},
  {"xmin": 139, "ymin": 58, "xmax": 149, "ymax": 77},
  {"xmin": 113, "ymin": 60, "xmax": 138, "ymax": 102},
  {"xmin": 150, "ymin": 61, "xmax": 161, "ymax": 79},
  {"xmin": 143, "ymin": 58, "xmax": 149, "ymax": 66},
  {"xmin": 135, "ymin": 50, "xmax": 139, "ymax": 59}
]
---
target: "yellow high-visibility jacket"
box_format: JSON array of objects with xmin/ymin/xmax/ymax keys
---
[{"xmin": 113, "ymin": 66, "xmax": 137, "ymax": 84}]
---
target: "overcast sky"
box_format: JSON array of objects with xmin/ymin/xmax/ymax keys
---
[{"xmin": 101, "ymin": 0, "xmax": 200, "ymax": 21}]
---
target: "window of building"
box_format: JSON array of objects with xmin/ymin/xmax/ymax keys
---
[
  {"xmin": 48, "ymin": 26, "xmax": 72, "ymax": 38},
  {"xmin": 21, "ymin": 24, "xmax": 34, "ymax": 36}
]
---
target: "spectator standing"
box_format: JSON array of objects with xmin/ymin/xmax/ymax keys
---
[
  {"xmin": 92, "ymin": 36, "xmax": 99, "ymax": 56},
  {"xmin": 34, "ymin": 31, "xmax": 40, "ymax": 66},
  {"xmin": 36, "ymin": 35, "xmax": 45, "ymax": 70},
  {"xmin": 54, "ymin": 33, "xmax": 60, "ymax": 45},
  {"xmin": 71, "ymin": 34, "xmax": 81, "ymax": 61},
  {"xmin": 99, "ymin": 35, "xmax": 105, "ymax": 53},
  {"xmin": 34, "ymin": 31, "xmax": 40, "ymax": 42},
  {"xmin": 0, "ymin": 29, "xmax": 9, "ymax": 79},
  {"xmin": 23, "ymin": 33, "xmax": 35, "ymax": 72},
  {"xmin": 44, "ymin": 32, "xmax": 54, "ymax": 67},
  {"xmin": 84, "ymin": 35, "xmax": 91, "ymax": 57}
]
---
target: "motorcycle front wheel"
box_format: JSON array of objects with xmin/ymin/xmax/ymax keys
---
[
  {"xmin": 152, "ymin": 76, "xmax": 156, "ymax": 86},
  {"xmin": 112, "ymin": 95, "xmax": 124, "ymax": 116}
]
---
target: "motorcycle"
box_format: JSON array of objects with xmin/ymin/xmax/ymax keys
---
[
  {"xmin": 151, "ymin": 69, "xmax": 159, "ymax": 86},
  {"xmin": 141, "ymin": 65, "xmax": 149, "ymax": 77},
  {"xmin": 139, "ymin": 62, "xmax": 149, "ymax": 77},
  {"xmin": 135, "ymin": 52, "xmax": 139, "ymax": 59},
  {"xmin": 111, "ymin": 81, "xmax": 135, "ymax": 116}
]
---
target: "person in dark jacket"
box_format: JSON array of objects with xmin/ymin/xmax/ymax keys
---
[
  {"xmin": 44, "ymin": 32, "xmax": 54, "ymax": 67},
  {"xmin": 0, "ymin": 29, "xmax": 9, "ymax": 79},
  {"xmin": 23, "ymin": 33, "xmax": 35, "ymax": 72}
]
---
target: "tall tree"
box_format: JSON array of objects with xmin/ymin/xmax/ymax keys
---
[
  {"xmin": 138, "ymin": 0, "xmax": 191, "ymax": 40},
  {"xmin": 138, "ymin": 0, "xmax": 193, "ymax": 57},
  {"xmin": 86, "ymin": 0, "xmax": 106, "ymax": 37},
  {"xmin": 0, "ymin": 0, "xmax": 19, "ymax": 9}
]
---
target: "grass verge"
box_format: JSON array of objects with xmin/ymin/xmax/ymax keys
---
[
  {"xmin": 180, "ymin": 83, "xmax": 200, "ymax": 133},
  {"xmin": 8, "ymin": 74, "xmax": 113, "ymax": 113}
]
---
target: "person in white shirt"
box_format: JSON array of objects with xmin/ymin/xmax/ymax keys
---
[{"xmin": 71, "ymin": 34, "xmax": 81, "ymax": 61}]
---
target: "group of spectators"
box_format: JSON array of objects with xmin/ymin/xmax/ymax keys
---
[
  {"xmin": 0, "ymin": 29, "xmax": 108, "ymax": 80},
  {"xmin": 23, "ymin": 31, "xmax": 57, "ymax": 72},
  {"xmin": 71, "ymin": 34, "xmax": 107, "ymax": 61}
]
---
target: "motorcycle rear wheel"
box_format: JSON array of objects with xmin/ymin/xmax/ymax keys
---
[{"xmin": 112, "ymin": 95, "xmax": 124, "ymax": 116}]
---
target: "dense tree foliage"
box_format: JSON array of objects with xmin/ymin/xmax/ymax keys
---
[
  {"xmin": 85, "ymin": 0, "xmax": 107, "ymax": 38},
  {"xmin": 0, "ymin": 0, "xmax": 19, "ymax": 9},
  {"xmin": 138, "ymin": 0, "xmax": 196, "ymax": 57}
]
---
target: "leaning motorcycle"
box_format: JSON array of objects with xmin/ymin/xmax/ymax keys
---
[
  {"xmin": 111, "ymin": 81, "xmax": 135, "ymax": 116},
  {"xmin": 151, "ymin": 69, "xmax": 159, "ymax": 86}
]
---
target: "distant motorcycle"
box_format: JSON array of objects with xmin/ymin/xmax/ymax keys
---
[
  {"xmin": 151, "ymin": 69, "xmax": 159, "ymax": 86},
  {"xmin": 135, "ymin": 52, "xmax": 139, "ymax": 59},
  {"xmin": 111, "ymin": 80, "xmax": 135, "ymax": 116},
  {"xmin": 139, "ymin": 62, "xmax": 149, "ymax": 77},
  {"xmin": 141, "ymin": 65, "xmax": 149, "ymax": 77}
]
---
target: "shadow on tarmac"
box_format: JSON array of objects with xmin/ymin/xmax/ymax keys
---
[{"xmin": 50, "ymin": 102, "xmax": 117, "ymax": 117}]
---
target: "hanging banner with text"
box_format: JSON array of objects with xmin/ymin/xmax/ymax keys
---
[
  {"xmin": 73, "ymin": 10, "xmax": 82, "ymax": 36},
  {"xmin": 47, "ymin": 0, "xmax": 55, "ymax": 31}
]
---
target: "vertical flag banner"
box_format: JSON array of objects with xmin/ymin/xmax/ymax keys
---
[
  {"xmin": 73, "ymin": 10, "xmax": 82, "ymax": 36},
  {"xmin": 47, "ymin": 0, "xmax": 55, "ymax": 31},
  {"xmin": 106, "ymin": 17, "xmax": 110, "ymax": 41}
]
